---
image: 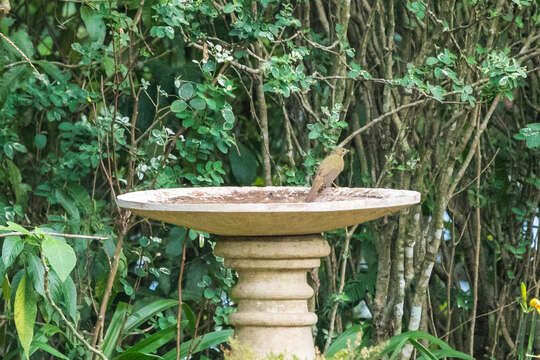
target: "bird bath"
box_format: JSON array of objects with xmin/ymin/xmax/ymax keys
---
[{"xmin": 117, "ymin": 187, "xmax": 420, "ymax": 360}]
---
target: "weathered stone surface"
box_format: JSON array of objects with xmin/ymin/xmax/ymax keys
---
[
  {"xmin": 117, "ymin": 187, "xmax": 421, "ymax": 359},
  {"xmin": 215, "ymin": 235, "xmax": 330, "ymax": 360},
  {"xmin": 116, "ymin": 186, "xmax": 420, "ymax": 235}
]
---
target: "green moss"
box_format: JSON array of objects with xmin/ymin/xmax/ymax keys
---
[{"xmin": 223, "ymin": 333, "xmax": 387, "ymax": 360}]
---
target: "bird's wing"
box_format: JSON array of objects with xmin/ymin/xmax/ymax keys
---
[{"xmin": 323, "ymin": 167, "xmax": 341, "ymax": 187}]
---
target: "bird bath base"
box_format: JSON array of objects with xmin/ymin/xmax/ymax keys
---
[
  {"xmin": 215, "ymin": 235, "xmax": 330, "ymax": 360},
  {"xmin": 116, "ymin": 187, "xmax": 421, "ymax": 359}
]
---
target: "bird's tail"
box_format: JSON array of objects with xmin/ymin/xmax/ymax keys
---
[
  {"xmin": 305, "ymin": 177, "xmax": 323, "ymax": 202},
  {"xmin": 305, "ymin": 188, "xmax": 318, "ymax": 202}
]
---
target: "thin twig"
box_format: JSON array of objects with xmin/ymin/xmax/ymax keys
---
[
  {"xmin": 338, "ymin": 100, "xmax": 426, "ymax": 147},
  {"xmin": 176, "ymin": 239, "xmax": 187, "ymax": 360},
  {"xmin": 0, "ymin": 231, "xmax": 107, "ymax": 240},
  {"xmin": 0, "ymin": 32, "xmax": 48, "ymax": 85},
  {"xmin": 324, "ymin": 224, "xmax": 358, "ymax": 353}
]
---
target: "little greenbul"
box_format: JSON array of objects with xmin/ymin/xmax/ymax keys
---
[{"xmin": 305, "ymin": 147, "xmax": 349, "ymax": 202}]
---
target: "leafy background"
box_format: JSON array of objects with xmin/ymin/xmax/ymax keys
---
[{"xmin": 0, "ymin": 0, "xmax": 539, "ymax": 359}]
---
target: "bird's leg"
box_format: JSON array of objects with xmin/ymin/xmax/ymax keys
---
[{"xmin": 332, "ymin": 182, "xmax": 340, "ymax": 188}]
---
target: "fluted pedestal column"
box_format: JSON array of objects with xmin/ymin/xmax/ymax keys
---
[{"xmin": 214, "ymin": 235, "xmax": 330, "ymax": 360}]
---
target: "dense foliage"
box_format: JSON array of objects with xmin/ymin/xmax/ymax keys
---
[{"xmin": 0, "ymin": 0, "xmax": 539, "ymax": 359}]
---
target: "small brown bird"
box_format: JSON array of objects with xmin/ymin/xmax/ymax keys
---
[{"xmin": 306, "ymin": 147, "xmax": 349, "ymax": 202}]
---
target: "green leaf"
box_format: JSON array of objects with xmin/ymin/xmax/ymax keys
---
[
  {"xmin": 202, "ymin": 60, "xmax": 216, "ymax": 73},
  {"xmin": 119, "ymin": 326, "xmax": 176, "ymax": 357},
  {"xmin": 80, "ymin": 6, "xmax": 106, "ymax": 44},
  {"xmin": 179, "ymin": 83, "xmax": 195, "ymax": 100},
  {"xmin": 42, "ymin": 236, "xmax": 76, "ymax": 282},
  {"xmin": 221, "ymin": 106, "xmax": 235, "ymax": 124},
  {"xmin": 407, "ymin": 1, "xmax": 425, "ymax": 19},
  {"xmin": 170, "ymin": 100, "xmax": 187, "ymax": 113},
  {"xmin": 3, "ymin": 143, "xmax": 14, "ymax": 159},
  {"xmin": 426, "ymin": 57, "xmax": 438, "ymax": 65},
  {"xmin": 223, "ymin": 3, "xmax": 235, "ymax": 13},
  {"xmin": 103, "ymin": 302, "xmax": 133, "ymax": 358},
  {"xmin": 115, "ymin": 353, "xmax": 162, "ymax": 360},
  {"xmin": 54, "ymin": 189, "xmax": 80, "ymax": 223},
  {"xmin": 166, "ymin": 227, "xmax": 186, "ymax": 257},
  {"xmin": 0, "ymin": 66, "xmax": 30, "ymax": 109},
  {"xmin": 27, "ymin": 253, "xmax": 45, "ymax": 296},
  {"xmin": 124, "ymin": 298, "xmax": 179, "ymax": 333},
  {"xmin": 229, "ymin": 143, "xmax": 258, "ymax": 185},
  {"xmin": 11, "ymin": 29, "xmax": 35, "ymax": 58},
  {"xmin": 326, "ymin": 324, "xmax": 365, "ymax": 357},
  {"xmin": 204, "ymin": 288, "xmax": 216, "ymax": 299},
  {"xmin": 162, "ymin": 330, "xmax": 234, "ymax": 360},
  {"xmin": 34, "ymin": 134, "xmax": 47, "ymax": 149},
  {"xmin": 189, "ymin": 97, "xmax": 206, "ymax": 110},
  {"xmin": 14, "ymin": 273, "xmax": 37, "ymax": 360},
  {"xmin": 2, "ymin": 236, "xmax": 24, "ymax": 268},
  {"xmin": 62, "ymin": 276, "xmax": 78, "ymax": 323},
  {"xmin": 31, "ymin": 341, "xmax": 70, "ymax": 360}
]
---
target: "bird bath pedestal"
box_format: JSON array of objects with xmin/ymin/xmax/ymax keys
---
[{"xmin": 117, "ymin": 187, "xmax": 420, "ymax": 360}]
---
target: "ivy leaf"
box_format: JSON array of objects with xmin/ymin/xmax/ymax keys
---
[
  {"xmin": 14, "ymin": 273, "xmax": 37, "ymax": 360},
  {"xmin": 42, "ymin": 236, "xmax": 76, "ymax": 282}
]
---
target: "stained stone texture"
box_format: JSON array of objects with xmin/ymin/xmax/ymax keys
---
[
  {"xmin": 215, "ymin": 235, "xmax": 330, "ymax": 360},
  {"xmin": 117, "ymin": 186, "xmax": 421, "ymax": 360},
  {"xmin": 116, "ymin": 186, "xmax": 420, "ymax": 236}
]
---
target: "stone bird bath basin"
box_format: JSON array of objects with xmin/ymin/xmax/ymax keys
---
[{"xmin": 117, "ymin": 187, "xmax": 420, "ymax": 359}]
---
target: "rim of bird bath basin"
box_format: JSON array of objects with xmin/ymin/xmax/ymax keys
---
[
  {"xmin": 117, "ymin": 186, "xmax": 421, "ymax": 360},
  {"xmin": 116, "ymin": 186, "xmax": 421, "ymax": 236}
]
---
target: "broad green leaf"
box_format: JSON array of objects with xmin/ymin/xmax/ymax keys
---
[
  {"xmin": 171, "ymin": 100, "xmax": 187, "ymax": 113},
  {"xmin": 30, "ymin": 341, "xmax": 70, "ymax": 360},
  {"xmin": 124, "ymin": 298, "xmax": 179, "ymax": 332},
  {"xmin": 426, "ymin": 57, "xmax": 438, "ymax": 65},
  {"xmin": 42, "ymin": 236, "xmax": 76, "ymax": 282},
  {"xmin": 34, "ymin": 134, "xmax": 47, "ymax": 149},
  {"xmin": 103, "ymin": 302, "xmax": 132, "ymax": 358},
  {"xmin": 27, "ymin": 253, "xmax": 45, "ymax": 295},
  {"xmin": 115, "ymin": 353, "xmax": 162, "ymax": 360},
  {"xmin": 62, "ymin": 276, "xmax": 78, "ymax": 323},
  {"xmin": 221, "ymin": 106, "xmax": 235, "ymax": 124},
  {"xmin": 14, "ymin": 273, "xmax": 37, "ymax": 359},
  {"xmin": 80, "ymin": 6, "xmax": 106, "ymax": 44},
  {"xmin": 5, "ymin": 221, "xmax": 30, "ymax": 234},
  {"xmin": 2, "ymin": 236, "xmax": 24, "ymax": 268},
  {"xmin": 54, "ymin": 189, "xmax": 80, "ymax": 224},
  {"xmin": 11, "ymin": 29, "xmax": 35, "ymax": 58},
  {"xmin": 119, "ymin": 326, "xmax": 176, "ymax": 356},
  {"xmin": 0, "ymin": 66, "xmax": 30, "ymax": 109},
  {"xmin": 162, "ymin": 329, "xmax": 234, "ymax": 360},
  {"xmin": 166, "ymin": 227, "xmax": 186, "ymax": 257},
  {"xmin": 179, "ymin": 83, "xmax": 194, "ymax": 100},
  {"xmin": 325, "ymin": 324, "xmax": 365, "ymax": 357},
  {"xmin": 189, "ymin": 97, "xmax": 206, "ymax": 110},
  {"xmin": 229, "ymin": 143, "xmax": 258, "ymax": 185}
]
